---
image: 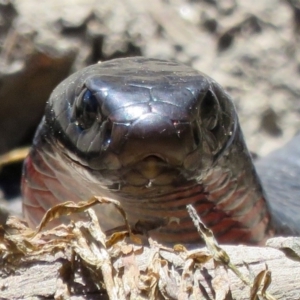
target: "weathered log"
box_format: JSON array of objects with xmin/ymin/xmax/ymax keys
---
[{"xmin": 1, "ymin": 210, "xmax": 300, "ymax": 300}]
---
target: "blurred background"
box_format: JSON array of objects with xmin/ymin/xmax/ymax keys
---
[{"xmin": 0, "ymin": 0, "xmax": 299, "ymax": 199}]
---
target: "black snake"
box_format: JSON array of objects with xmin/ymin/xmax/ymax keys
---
[{"xmin": 22, "ymin": 57, "xmax": 300, "ymax": 245}]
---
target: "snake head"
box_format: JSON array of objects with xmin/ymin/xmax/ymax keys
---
[{"xmin": 44, "ymin": 57, "xmax": 237, "ymax": 196}]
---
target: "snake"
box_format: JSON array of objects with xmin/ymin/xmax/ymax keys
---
[{"xmin": 21, "ymin": 57, "xmax": 300, "ymax": 245}]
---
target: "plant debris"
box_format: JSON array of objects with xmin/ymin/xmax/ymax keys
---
[{"xmin": 0, "ymin": 200, "xmax": 287, "ymax": 299}]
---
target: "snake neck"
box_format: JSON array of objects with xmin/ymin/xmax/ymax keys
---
[
  {"xmin": 118, "ymin": 129, "xmax": 275, "ymax": 245},
  {"xmin": 201, "ymin": 128, "xmax": 275, "ymax": 245}
]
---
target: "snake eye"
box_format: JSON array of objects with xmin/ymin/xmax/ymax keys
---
[
  {"xmin": 75, "ymin": 89, "xmax": 100, "ymax": 129},
  {"xmin": 200, "ymin": 90, "xmax": 219, "ymax": 130}
]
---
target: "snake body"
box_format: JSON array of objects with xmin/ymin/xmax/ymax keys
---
[{"xmin": 21, "ymin": 57, "xmax": 297, "ymax": 245}]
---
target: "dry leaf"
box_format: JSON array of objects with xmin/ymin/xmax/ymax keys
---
[{"xmin": 250, "ymin": 265, "xmax": 275, "ymax": 300}]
